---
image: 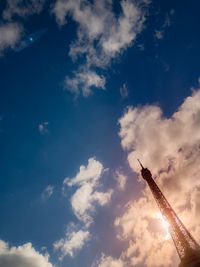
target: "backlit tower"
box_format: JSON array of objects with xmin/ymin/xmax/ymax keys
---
[{"xmin": 138, "ymin": 160, "xmax": 200, "ymax": 267}]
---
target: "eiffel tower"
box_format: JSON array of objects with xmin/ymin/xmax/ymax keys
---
[{"xmin": 138, "ymin": 160, "xmax": 200, "ymax": 267}]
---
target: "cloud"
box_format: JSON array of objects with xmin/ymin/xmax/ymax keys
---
[
  {"xmin": 163, "ymin": 9, "xmax": 175, "ymax": 28},
  {"xmin": 63, "ymin": 157, "xmax": 113, "ymax": 226},
  {"xmin": 41, "ymin": 185, "xmax": 54, "ymax": 200},
  {"xmin": 0, "ymin": 240, "xmax": 54, "ymax": 267},
  {"xmin": 54, "ymin": 229, "xmax": 90, "ymax": 259},
  {"xmin": 53, "ymin": 0, "xmax": 148, "ymax": 96},
  {"xmin": 0, "ymin": 0, "xmax": 46, "ymax": 55},
  {"xmin": 0, "ymin": 23, "xmax": 22, "ymax": 55},
  {"xmin": 120, "ymin": 83, "xmax": 129, "ymax": 99},
  {"xmin": 115, "ymin": 170, "xmax": 127, "ymax": 191},
  {"xmin": 92, "ymin": 254, "xmax": 125, "ymax": 267},
  {"xmin": 65, "ymin": 69, "xmax": 106, "ymax": 97},
  {"xmin": 154, "ymin": 30, "xmax": 163, "ymax": 40},
  {"xmin": 114, "ymin": 89, "xmax": 200, "ymax": 266},
  {"xmin": 154, "ymin": 9, "xmax": 175, "ymax": 42},
  {"xmin": 38, "ymin": 122, "xmax": 49, "ymax": 135},
  {"xmin": 55, "ymin": 157, "xmax": 113, "ymax": 260},
  {"xmin": 3, "ymin": 0, "xmax": 46, "ymax": 20}
]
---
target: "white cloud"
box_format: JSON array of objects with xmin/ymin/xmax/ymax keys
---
[
  {"xmin": 54, "ymin": 229, "xmax": 90, "ymax": 258},
  {"xmin": 92, "ymin": 254, "xmax": 125, "ymax": 267},
  {"xmin": 65, "ymin": 69, "xmax": 105, "ymax": 97},
  {"xmin": 41, "ymin": 185, "xmax": 54, "ymax": 200},
  {"xmin": 154, "ymin": 30, "xmax": 163, "ymax": 40},
  {"xmin": 101, "ymin": 1, "xmax": 144, "ymax": 57},
  {"xmin": 115, "ymin": 170, "xmax": 127, "ymax": 191},
  {"xmin": 154, "ymin": 9, "xmax": 175, "ymax": 42},
  {"xmin": 114, "ymin": 196, "xmax": 175, "ymax": 267},
  {"xmin": 0, "ymin": 240, "xmax": 54, "ymax": 267},
  {"xmin": 3, "ymin": 0, "xmax": 46, "ymax": 20},
  {"xmin": 0, "ymin": 23, "xmax": 22, "ymax": 55},
  {"xmin": 120, "ymin": 83, "xmax": 129, "ymax": 99},
  {"xmin": 38, "ymin": 122, "xmax": 49, "ymax": 135},
  {"xmin": 63, "ymin": 157, "xmax": 113, "ymax": 226},
  {"xmin": 0, "ymin": 0, "xmax": 46, "ymax": 55},
  {"xmin": 115, "ymin": 89, "xmax": 200, "ymax": 266},
  {"xmin": 55, "ymin": 158, "xmax": 113, "ymax": 260},
  {"xmin": 53, "ymin": 0, "xmax": 148, "ymax": 96}
]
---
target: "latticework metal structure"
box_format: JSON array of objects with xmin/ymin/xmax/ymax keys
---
[{"xmin": 139, "ymin": 161, "xmax": 200, "ymax": 267}]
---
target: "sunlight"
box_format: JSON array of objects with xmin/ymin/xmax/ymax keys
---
[{"xmin": 155, "ymin": 212, "xmax": 171, "ymax": 240}]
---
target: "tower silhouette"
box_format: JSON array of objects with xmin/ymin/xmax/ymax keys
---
[{"xmin": 138, "ymin": 160, "xmax": 200, "ymax": 267}]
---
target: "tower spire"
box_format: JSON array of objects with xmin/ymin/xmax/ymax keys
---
[
  {"xmin": 138, "ymin": 161, "xmax": 200, "ymax": 267},
  {"xmin": 137, "ymin": 159, "xmax": 144, "ymax": 169}
]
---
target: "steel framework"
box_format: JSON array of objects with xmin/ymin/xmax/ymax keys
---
[{"xmin": 139, "ymin": 161, "xmax": 200, "ymax": 267}]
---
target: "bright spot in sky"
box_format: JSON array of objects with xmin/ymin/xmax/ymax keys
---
[
  {"xmin": 29, "ymin": 37, "xmax": 33, "ymax": 42},
  {"xmin": 155, "ymin": 212, "xmax": 171, "ymax": 240}
]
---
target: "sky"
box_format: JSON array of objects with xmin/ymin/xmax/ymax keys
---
[{"xmin": 0, "ymin": 0, "xmax": 200, "ymax": 267}]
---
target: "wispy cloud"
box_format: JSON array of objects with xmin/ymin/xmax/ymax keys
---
[
  {"xmin": 154, "ymin": 9, "xmax": 175, "ymax": 41},
  {"xmin": 92, "ymin": 254, "xmax": 125, "ymax": 267},
  {"xmin": 120, "ymin": 83, "xmax": 129, "ymax": 99},
  {"xmin": 65, "ymin": 69, "xmax": 106, "ymax": 97},
  {"xmin": 38, "ymin": 121, "xmax": 49, "ymax": 135},
  {"xmin": 54, "ymin": 229, "xmax": 90, "ymax": 259},
  {"xmin": 115, "ymin": 170, "xmax": 127, "ymax": 191},
  {"xmin": 154, "ymin": 30, "xmax": 163, "ymax": 40},
  {"xmin": 53, "ymin": 0, "xmax": 149, "ymax": 96},
  {"xmin": 3, "ymin": 0, "xmax": 46, "ymax": 20},
  {"xmin": 41, "ymin": 185, "xmax": 54, "ymax": 200}
]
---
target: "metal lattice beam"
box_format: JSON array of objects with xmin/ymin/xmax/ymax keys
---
[{"xmin": 140, "ymin": 165, "xmax": 200, "ymax": 267}]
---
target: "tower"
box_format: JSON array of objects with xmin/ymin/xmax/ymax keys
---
[{"xmin": 138, "ymin": 160, "xmax": 200, "ymax": 267}]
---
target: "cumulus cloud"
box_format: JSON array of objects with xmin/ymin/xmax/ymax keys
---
[
  {"xmin": 41, "ymin": 185, "xmax": 54, "ymax": 200},
  {"xmin": 54, "ymin": 229, "xmax": 90, "ymax": 259},
  {"xmin": 63, "ymin": 157, "xmax": 113, "ymax": 226},
  {"xmin": 55, "ymin": 157, "xmax": 113, "ymax": 259},
  {"xmin": 0, "ymin": 240, "xmax": 53, "ymax": 267},
  {"xmin": 0, "ymin": 23, "xmax": 22, "ymax": 55},
  {"xmin": 53, "ymin": 0, "xmax": 148, "ymax": 96},
  {"xmin": 3, "ymin": 0, "xmax": 46, "ymax": 20},
  {"xmin": 114, "ymin": 89, "xmax": 200, "ymax": 266}
]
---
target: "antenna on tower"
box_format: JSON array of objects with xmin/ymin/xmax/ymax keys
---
[{"xmin": 137, "ymin": 159, "xmax": 144, "ymax": 169}]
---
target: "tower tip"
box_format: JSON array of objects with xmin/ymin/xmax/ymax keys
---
[{"xmin": 137, "ymin": 159, "xmax": 144, "ymax": 169}]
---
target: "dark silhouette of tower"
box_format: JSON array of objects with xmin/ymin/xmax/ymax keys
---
[{"xmin": 138, "ymin": 160, "xmax": 200, "ymax": 267}]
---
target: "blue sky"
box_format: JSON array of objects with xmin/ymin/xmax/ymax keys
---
[{"xmin": 0, "ymin": 1, "xmax": 200, "ymax": 267}]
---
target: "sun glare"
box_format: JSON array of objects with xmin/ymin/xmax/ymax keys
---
[{"xmin": 155, "ymin": 212, "xmax": 171, "ymax": 240}]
